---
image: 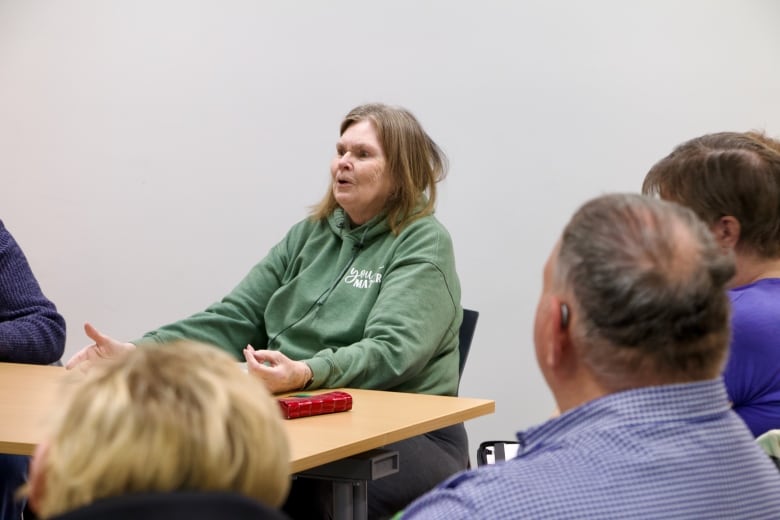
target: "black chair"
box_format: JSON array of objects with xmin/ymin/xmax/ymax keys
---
[
  {"xmin": 477, "ymin": 441, "xmax": 780, "ymax": 471},
  {"xmin": 458, "ymin": 308, "xmax": 479, "ymax": 378},
  {"xmin": 756, "ymin": 430, "xmax": 780, "ymax": 473},
  {"xmin": 476, "ymin": 440, "xmax": 520, "ymax": 466}
]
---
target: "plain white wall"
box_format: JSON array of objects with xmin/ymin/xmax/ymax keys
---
[{"xmin": 2, "ymin": 0, "xmax": 780, "ymax": 461}]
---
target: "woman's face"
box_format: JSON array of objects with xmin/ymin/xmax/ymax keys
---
[{"xmin": 330, "ymin": 119, "xmax": 392, "ymax": 226}]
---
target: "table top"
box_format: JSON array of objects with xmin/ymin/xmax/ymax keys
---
[
  {"xmin": 0, "ymin": 362, "xmax": 494, "ymax": 473},
  {"xmin": 283, "ymin": 388, "xmax": 494, "ymax": 473},
  {"xmin": 0, "ymin": 362, "xmax": 64, "ymax": 456}
]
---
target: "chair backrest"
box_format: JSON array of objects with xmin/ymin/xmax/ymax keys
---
[
  {"xmin": 458, "ymin": 308, "xmax": 479, "ymax": 378},
  {"xmin": 476, "ymin": 440, "xmax": 520, "ymax": 466},
  {"xmin": 756, "ymin": 430, "xmax": 780, "ymax": 473}
]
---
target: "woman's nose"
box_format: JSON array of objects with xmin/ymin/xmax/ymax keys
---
[{"xmin": 338, "ymin": 152, "xmax": 352, "ymax": 168}]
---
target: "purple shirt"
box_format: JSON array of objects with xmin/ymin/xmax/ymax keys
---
[{"xmin": 725, "ymin": 278, "xmax": 780, "ymax": 436}]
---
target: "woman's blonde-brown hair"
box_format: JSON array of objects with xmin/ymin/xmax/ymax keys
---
[
  {"xmin": 311, "ymin": 103, "xmax": 448, "ymax": 234},
  {"xmin": 31, "ymin": 342, "xmax": 290, "ymax": 518}
]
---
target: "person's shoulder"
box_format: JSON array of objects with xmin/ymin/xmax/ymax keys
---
[
  {"xmin": 731, "ymin": 278, "xmax": 780, "ymax": 301},
  {"xmin": 398, "ymin": 214, "xmax": 454, "ymax": 244},
  {"xmin": 402, "ymin": 463, "xmax": 548, "ymax": 519},
  {"xmin": 282, "ymin": 216, "xmax": 330, "ymax": 241},
  {"xmin": 730, "ymin": 280, "xmax": 780, "ymax": 330},
  {"xmin": 392, "ymin": 216, "xmax": 456, "ymax": 264},
  {"xmin": 403, "ymin": 213, "xmax": 451, "ymax": 232},
  {"xmin": 270, "ymin": 216, "xmax": 334, "ymax": 261},
  {"xmin": 0, "ymin": 219, "xmax": 17, "ymax": 252},
  {"xmin": 0, "ymin": 219, "xmax": 10, "ymax": 238}
]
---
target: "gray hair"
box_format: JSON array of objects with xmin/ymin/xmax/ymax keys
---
[{"xmin": 555, "ymin": 193, "xmax": 735, "ymax": 390}]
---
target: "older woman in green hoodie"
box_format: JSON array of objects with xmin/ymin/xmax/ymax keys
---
[{"xmin": 68, "ymin": 103, "xmax": 466, "ymax": 520}]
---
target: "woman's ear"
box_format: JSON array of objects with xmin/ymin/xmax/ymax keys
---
[{"xmin": 710, "ymin": 216, "xmax": 741, "ymax": 251}]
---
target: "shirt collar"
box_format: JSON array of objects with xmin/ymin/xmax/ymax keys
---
[{"xmin": 517, "ymin": 378, "xmax": 731, "ymax": 453}]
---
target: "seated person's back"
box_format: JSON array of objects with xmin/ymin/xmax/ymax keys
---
[
  {"xmin": 23, "ymin": 341, "xmax": 291, "ymax": 520},
  {"xmin": 402, "ymin": 193, "xmax": 780, "ymax": 519}
]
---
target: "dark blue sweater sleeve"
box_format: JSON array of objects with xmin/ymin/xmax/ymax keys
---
[{"xmin": 0, "ymin": 220, "xmax": 66, "ymax": 364}]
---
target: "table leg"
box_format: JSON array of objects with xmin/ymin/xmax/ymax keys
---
[{"xmin": 297, "ymin": 448, "xmax": 399, "ymax": 520}]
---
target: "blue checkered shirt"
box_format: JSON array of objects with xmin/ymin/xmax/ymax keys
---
[{"xmin": 403, "ymin": 379, "xmax": 780, "ymax": 519}]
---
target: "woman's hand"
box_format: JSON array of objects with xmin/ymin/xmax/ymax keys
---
[
  {"xmin": 243, "ymin": 345, "xmax": 311, "ymax": 394},
  {"xmin": 65, "ymin": 323, "xmax": 136, "ymax": 370}
]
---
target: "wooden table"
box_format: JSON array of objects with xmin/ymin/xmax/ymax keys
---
[
  {"xmin": 1, "ymin": 362, "xmax": 494, "ymax": 519},
  {"xmin": 285, "ymin": 388, "xmax": 494, "ymax": 473},
  {"xmin": 0, "ymin": 362, "xmax": 495, "ymax": 471},
  {"xmin": 0, "ymin": 362, "xmax": 65, "ymax": 456}
]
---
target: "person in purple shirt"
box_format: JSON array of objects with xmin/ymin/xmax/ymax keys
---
[
  {"xmin": 643, "ymin": 131, "xmax": 780, "ymax": 437},
  {"xmin": 0, "ymin": 219, "xmax": 66, "ymax": 519}
]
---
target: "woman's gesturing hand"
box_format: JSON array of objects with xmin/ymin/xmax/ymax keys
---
[
  {"xmin": 65, "ymin": 323, "xmax": 136, "ymax": 370},
  {"xmin": 243, "ymin": 345, "xmax": 311, "ymax": 394}
]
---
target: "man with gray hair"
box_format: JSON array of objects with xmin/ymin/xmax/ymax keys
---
[{"xmin": 401, "ymin": 193, "xmax": 780, "ymax": 519}]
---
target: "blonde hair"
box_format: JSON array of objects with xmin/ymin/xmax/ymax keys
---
[
  {"xmin": 311, "ymin": 103, "xmax": 448, "ymax": 234},
  {"xmin": 31, "ymin": 342, "xmax": 290, "ymax": 518}
]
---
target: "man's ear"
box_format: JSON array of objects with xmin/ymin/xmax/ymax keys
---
[
  {"xmin": 560, "ymin": 302, "xmax": 570, "ymax": 330},
  {"xmin": 711, "ymin": 216, "xmax": 741, "ymax": 251},
  {"xmin": 543, "ymin": 297, "xmax": 570, "ymax": 369}
]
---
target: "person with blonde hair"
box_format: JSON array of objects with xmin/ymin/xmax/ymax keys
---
[
  {"xmin": 24, "ymin": 341, "xmax": 291, "ymax": 520},
  {"xmin": 66, "ymin": 103, "xmax": 467, "ymax": 519}
]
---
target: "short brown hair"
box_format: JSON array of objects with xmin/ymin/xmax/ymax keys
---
[
  {"xmin": 746, "ymin": 130, "xmax": 780, "ymax": 154},
  {"xmin": 311, "ymin": 103, "xmax": 448, "ymax": 234},
  {"xmin": 30, "ymin": 342, "xmax": 290, "ymax": 518},
  {"xmin": 555, "ymin": 194, "xmax": 735, "ymax": 390},
  {"xmin": 642, "ymin": 132, "xmax": 780, "ymax": 257}
]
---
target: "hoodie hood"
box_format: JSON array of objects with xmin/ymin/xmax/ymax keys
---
[{"xmin": 327, "ymin": 207, "xmax": 392, "ymax": 249}]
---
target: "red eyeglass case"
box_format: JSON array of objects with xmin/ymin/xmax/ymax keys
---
[{"xmin": 277, "ymin": 391, "xmax": 353, "ymax": 419}]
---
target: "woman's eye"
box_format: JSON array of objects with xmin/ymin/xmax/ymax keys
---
[{"xmin": 358, "ymin": 150, "xmax": 369, "ymax": 158}]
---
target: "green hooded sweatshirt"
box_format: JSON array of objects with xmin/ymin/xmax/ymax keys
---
[{"xmin": 140, "ymin": 207, "xmax": 463, "ymax": 396}]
